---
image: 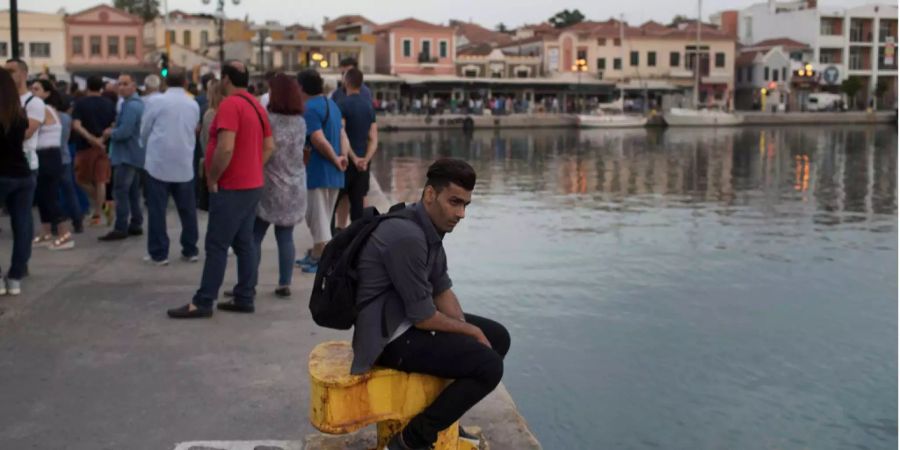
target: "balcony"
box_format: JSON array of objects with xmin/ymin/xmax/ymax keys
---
[{"xmin": 418, "ymin": 52, "xmax": 438, "ymax": 66}]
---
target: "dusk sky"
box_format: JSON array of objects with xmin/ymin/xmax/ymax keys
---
[{"xmin": 4, "ymin": 0, "xmax": 881, "ymax": 29}]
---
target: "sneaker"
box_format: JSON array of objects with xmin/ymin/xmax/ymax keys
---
[
  {"xmin": 300, "ymin": 262, "xmax": 318, "ymax": 273},
  {"xmin": 459, "ymin": 426, "xmax": 480, "ymax": 447},
  {"xmin": 274, "ymin": 286, "xmax": 291, "ymax": 298},
  {"xmin": 98, "ymin": 230, "xmax": 129, "ymax": 241},
  {"xmin": 49, "ymin": 234, "xmax": 75, "ymax": 251},
  {"xmin": 181, "ymin": 254, "xmax": 199, "ymax": 263},
  {"xmin": 5, "ymin": 278, "xmax": 21, "ymax": 296},
  {"xmin": 0, "ymin": 282, "xmax": 6, "ymax": 295},
  {"xmin": 142, "ymin": 255, "xmax": 169, "ymax": 266},
  {"xmin": 295, "ymin": 250, "xmax": 315, "ymax": 267},
  {"xmin": 127, "ymin": 227, "xmax": 143, "ymax": 236},
  {"xmin": 384, "ymin": 432, "xmax": 428, "ymax": 450},
  {"xmin": 32, "ymin": 234, "xmax": 54, "ymax": 248}
]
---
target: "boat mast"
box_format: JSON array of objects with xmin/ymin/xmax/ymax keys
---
[{"xmin": 693, "ymin": 0, "xmax": 701, "ymax": 108}]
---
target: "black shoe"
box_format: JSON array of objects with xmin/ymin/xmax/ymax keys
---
[
  {"xmin": 73, "ymin": 221, "xmax": 84, "ymax": 234},
  {"xmin": 385, "ymin": 432, "xmax": 428, "ymax": 450},
  {"xmin": 459, "ymin": 425, "xmax": 480, "ymax": 446},
  {"xmin": 217, "ymin": 301, "xmax": 254, "ymax": 313},
  {"xmin": 274, "ymin": 287, "xmax": 291, "ymax": 298},
  {"xmin": 167, "ymin": 304, "xmax": 213, "ymax": 319},
  {"xmin": 127, "ymin": 227, "xmax": 143, "ymax": 236},
  {"xmin": 98, "ymin": 230, "xmax": 129, "ymax": 241}
]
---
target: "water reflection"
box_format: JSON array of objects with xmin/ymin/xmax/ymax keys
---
[{"xmin": 373, "ymin": 126, "xmax": 897, "ymax": 219}]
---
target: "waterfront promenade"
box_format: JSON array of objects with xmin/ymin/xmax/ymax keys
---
[{"xmin": 0, "ymin": 177, "xmax": 542, "ymax": 450}]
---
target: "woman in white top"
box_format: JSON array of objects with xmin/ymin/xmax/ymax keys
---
[{"xmin": 30, "ymin": 80, "xmax": 74, "ymax": 250}]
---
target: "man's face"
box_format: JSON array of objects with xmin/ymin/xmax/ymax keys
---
[
  {"xmin": 117, "ymin": 75, "xmax": 135, "ymax": 97},
  {"xmin": 423, "ymin": 183, "xmax": 472, "ymax": 234},
  {"xmin": 5, "ymin": 62, "xmax": 24, "ymax": 87}
]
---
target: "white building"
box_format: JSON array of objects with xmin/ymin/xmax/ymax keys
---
[
  {"xmin": 0, "ymin": 10, "xmax": 67, "ymax": 79},
  {"xmin": 735, "ymin": 1, "xmax": 898, "ymax": 108}
]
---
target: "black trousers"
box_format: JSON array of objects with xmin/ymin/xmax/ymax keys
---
[
  {"xmin": 376, "ymin": 314, "xmax": 511, "ymax": 448},
  {"xmin": 36, "ymin": 149, "xmax": 64, "ymax": 225},
  {"xmin": 340, "ymin": 165, "xmax": 370, "ymax": 222}
]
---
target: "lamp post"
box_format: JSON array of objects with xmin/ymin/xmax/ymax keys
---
[
  {"xmin": 202, "ymin": 0, "xmax": 241, "ymax": 69},
  {"xmin": 572, "ymin": 58, "xmax": 588, "ymax": 113},
  {"xmin": 252, "ymin": 29, "xmax": 272, "ymax": 73}
]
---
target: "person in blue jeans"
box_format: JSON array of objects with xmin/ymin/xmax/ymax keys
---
[
  {"xmin": 0, "ymin": 68, "xmax": 36, "ymax": 296},
  {"xmin": 99, "ymin": 73, "xmax": 145, "ymax": 241},
  {"xmin": 167, "ymin": 62, "xmax": 274, "ymax": 319},
  {"xmin": 139, "ymin": 70, "xmax": 200, "ymax": 265}
]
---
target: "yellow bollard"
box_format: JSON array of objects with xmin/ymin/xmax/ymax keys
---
[{"xmin": 309, "ymin": 341, "xmax": 482, "ymax": 450}]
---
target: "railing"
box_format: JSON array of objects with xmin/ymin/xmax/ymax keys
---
[{"xmin": 418, "ymin": 52, "xmax": 438, "ymax": 64}]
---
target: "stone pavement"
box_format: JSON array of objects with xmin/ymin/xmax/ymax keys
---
[{"xmin": 0, "ymin": 186, "xmax": 540, "ymax": 450}]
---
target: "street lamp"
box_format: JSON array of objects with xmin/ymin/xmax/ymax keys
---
[
  {"xmin": 572, "ymin": 58, "xmax": 588, "ymax": 113},
  {"xmin": 202, "ymin": 0, "xmax": 241, "ymax": 68},
  {"xmin": 252, "ymin": 30, "xmax": 272, "ymax": 73}
]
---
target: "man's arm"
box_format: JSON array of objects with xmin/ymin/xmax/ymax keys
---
[
  {"xmin": 415, "ymin": 311, "xmax": 490, "ymax": 348},
  {"xmin": 140, "ymin": 101, "xmax": 158, "ymax": 149},
  {"xmin": 341, "ymin": 119, "xmax": 359, "ymax": 164},
  {"xmin": 108, "ymin": 102, "xmax": 141, "ymax": 141},
  {"xmin": 433, "ymin": 288, "xmax": 465, "ymax": 322},
  {"xmin": 206, "ymin": 129, "xmax": 235, "ymax": 192},
  {"xmin": 360, "ymin": 122, "xmax": 379, "ymax": 170},
  {"xmin": 25, "ymin": 117, "xmax": 41, "ymax": 140},
  {"xmin": 72, "ymin": 119, "xmax": 104, "ymax": 148},
  {"xmin": 310, "ymin": 130, "xmax": 347, "ymax": 171},
  {"xmin": 261, "ymin": 136, "xmax": 275, "ymax": 164},
  {"xmin": 23, "ymin": 100, "xmax": 45, "ymax": 140}
]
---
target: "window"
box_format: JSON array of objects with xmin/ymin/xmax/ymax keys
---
[
  {"xmin": 737, "ymin": 68, "xmax": 742, "ymax": 82},
  {"xmin": 402, "ymin": 39, "xmax": 412, "ymax": 57},
  {"xmin": 29, "ymin": 42, "xmax": 50, "ymax": 58},
  {"xmin": 781, "ymin": 67, "xmax": 786, "ymax": 81},
  {"xmin": 201, "ymin": 31, "xmax": 209, "ymax": 47},
  {"xmin": 773, "ymin": 68, "xmax": 779, "ymax": 81},
  {"xmin": 648, "ymin": 51, "xmax": 656, "ymax": 67},
  {"xmin": 439, "ymin": 40, "xmax": 448, "ymax": 58},
  {"xmin": 167, "ymin": 30, "xmax": 176, "ymax": 44},
  {"xmin": 670, "ymin": 51, "xmax": 680, "ymax": 67},
  {"xmin": 125, "ymin": 37, "xmax": 137, "ymax": 56},
  {"xmin": 463, "ymin": 68, "xmax": 478, "ymax": 77},
  {"xmin": 597, "ymin": 58, "xmax": 606, "ymax": 70},
  {"xmin": 577, "ymin": 48, "xmax": 587, "ymax": 61},
  {"xmin": 613, "ymin": 38, "xmax": 621, "ymax": 46},
  {"xmin": 630, "ymin": 50, "xmax": 639, "ymax": 66},
  {"xmin": 597, "ymin": 38, "xmax": 607, "ymax": 46},
  {"xmin": 879, "ymin": 19, "xmax": 895, "ymax": 42},
  {"xmin": 72, "ymin": 36, "xmax": 83, "ymax": 55},
  {"xmin": 0, "ymin": 42, "xmax": 6, "ymax": 58},
  {"xmin": 613, "ymin": 57, "xmax": 622, "ymax": 70},
  {"xmin": 183, "ymin": 31, "xmax": 191, "ymax": 48},
  {"xmin": 746, "ymin": 66, "xmax": 752, "ymax": 82},
  {"xmin": 90, "ymin": 36, "xmax": 101, "ymax": 56},
  {"xmin": 820, "ymin": 18, "xmax": 836, "ymax": 36},
  {"xmin": 764, "ymin": 66, "xmax": 769, "ymax": 80},
  {"xmin": 17, "ymin": 43, "xmax": 22, "ymax": 56},
  {"xmin": 421, "ymin": 40, "xmax": 431, "ymax": 59},
  {"xmin": 108, "ymin": 36, "xmax": 119, "ymax": 57},
  {"xmin": 715, "ymin": 52, "xmax": 725, "ymax": 68}
]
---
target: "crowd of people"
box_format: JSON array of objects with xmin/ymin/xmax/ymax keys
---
[{"xmin": 0, "ymin": 57, "xmax": 378, "ymax": 300}]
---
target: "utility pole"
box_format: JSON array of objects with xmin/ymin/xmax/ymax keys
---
[
  {"xmin": 693, "ymin": 0, "xmax": 702, "ymax": 109},
  {"xmin": 10, "ymin": 0, "xmax": 19, "ymax": 59}
]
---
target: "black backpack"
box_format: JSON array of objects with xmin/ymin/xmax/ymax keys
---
[{"xmin": 309, "ymin": 202, "xmax": 414, "ymax": 335}]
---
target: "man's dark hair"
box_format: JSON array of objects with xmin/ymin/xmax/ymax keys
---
[
  {"xmin": 426, "ymin": 158, "xmax": 476, "ymax": 192},
  {"xmin": 221, "ymin": 61, "xmax": 249, "ymax": 88},
  {"xmin": 344, "ymin": 68, "xmax": 363, "ymax": 90},
  {"xmin": 166, "ymin": 69, "xmax": 187, "ymax": 88},
  {"xmin": 6, "ymin": 58, "xmax": 28, "ymax": 74},
  {"xmin": 86, "ymin": 75, "xmax": 104, "ymax": 92},
  {"xmin": 264, "ymin": 70, "xmax": 276, "ymax": 81},
  {"xmin": 200, "ymin": 72, "xmax": 215, "ymax": 91},
  {"xmin": 339, "ymin": 57, "xmax": 358, "ymax": 69},
  {"xmin": 297, "ymin": 69, "xmax": 324, "ymax": 96}
]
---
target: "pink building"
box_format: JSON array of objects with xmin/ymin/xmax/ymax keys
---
[
  {"xmin": 374, "ymin": 18, "xmax": 455, "ymax": 75},
  {"xmin": 65, "ymin": 5, "xmax": 146, "ymax": 77}
]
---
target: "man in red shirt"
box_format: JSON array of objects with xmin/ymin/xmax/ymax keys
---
[{"xmin": 168, "ymin": 61, "xmax": 274, "ymax": 319}]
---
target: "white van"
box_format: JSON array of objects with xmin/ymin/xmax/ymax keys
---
[{"xmin": 806, "ymin": 93, "xmax": 843, "ymax": 112}]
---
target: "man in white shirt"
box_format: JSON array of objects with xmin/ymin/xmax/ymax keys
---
[
  {"xmin": 6, "ymin": 59, "xmax": 44, "ymax": 173},
  {"xmin": 139, "ymin": 69, "xmax": 201, "ymax": 266}
]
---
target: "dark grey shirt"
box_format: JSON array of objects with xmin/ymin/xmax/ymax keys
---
[{"xmin": 351, "ymin": 203, "xmax": 452, "ymax": 374}]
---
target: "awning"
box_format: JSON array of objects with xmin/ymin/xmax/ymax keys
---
[
  {"xmin": 399, "ymin": 74, "xmax": 614, "ymax": 87},
  {"xmin": 616, "ymin": 79, "xmax": 682, "ymax": 91}
]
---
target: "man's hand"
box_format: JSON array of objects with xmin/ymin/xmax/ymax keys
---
[
  {"xmin": 91, "ymin": 136, "xmax": 106, "ymax": 149},
  {"xmin": 336, "ymin": 154, "xmax": 349, "ymax": 172},
  {"xmin": 355, "ymin": 157, "xmax": 369, "ymax": 172},
  {"xmin": 102, "ymin": 127, "xmax": 113, "ymax": 139},
  {"xmin": 206, "ymin": 176, "xmax": 219, "ymax": 193},
  {"xmin": 470, "ymin": 327, "xmax": 492, "ymax": 349}
]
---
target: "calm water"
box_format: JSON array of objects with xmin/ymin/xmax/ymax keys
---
[{"xmin": 371, "ymin": 126, "xmax": 898, "ymax": 450}]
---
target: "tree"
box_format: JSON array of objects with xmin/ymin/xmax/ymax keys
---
[
  {"xmin": 875, "ymin": 78, "xmax": 891, "ymax": 109},
  {"xmin": 840, "ymin": 76, "xmax": 863, "ymax": 109},
  {"xmin": 668, "ymin": 14, "xmax": 691, "ymax": 27},
  {"xmin": 549, "ymin": 9, "xmax": 585, "ymax": 29},
  {"xmin": 114, "ymin": 0, "xmax": 160, "ymax": 23},
  {"xmin": 495, "ymin": 23, "xmax": 509, "ymax": 33}
]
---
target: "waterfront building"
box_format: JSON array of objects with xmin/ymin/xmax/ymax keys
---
[
  {"xmin": 0, "ymin": 10, "xmax": 67, "ymax": 79},
  {"xmin": 734, "ymin": 38, "xmax": 815, "ymax": 110},
  {"xmin": 65, "ymin": 5, "xmax": 149, "ymax": 79}
]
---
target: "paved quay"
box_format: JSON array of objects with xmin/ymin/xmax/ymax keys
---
[{"xmin": 0, "ymin": 178, "xmax": 541, "ymax": 450}]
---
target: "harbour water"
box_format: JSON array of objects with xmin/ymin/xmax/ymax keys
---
[{"xmin": 371, "ymin": 126, "xmax": 898, "ymax": 450}]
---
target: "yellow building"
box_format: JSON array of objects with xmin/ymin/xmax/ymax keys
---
[
  {"xmin": 144, "ymin": 10, "xmax": 217, "ymax": 53},
  {"xmin": 543, "ymin": 19, "xmax": 737, "ymax": 106},
  {"xmin": 0, "ymin": 10, "xmax": 67, "ymax": 78}
]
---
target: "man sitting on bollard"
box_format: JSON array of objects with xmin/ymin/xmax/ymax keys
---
[{"xmin": 350, "ymin": 158, "xmax": 511, "ymax": 450}]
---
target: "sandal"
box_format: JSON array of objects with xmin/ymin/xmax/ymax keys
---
[
  {"xmin": 32, "ymin": 234, "xmax": 54, "ymax": 248},
  {"xmin": 49, "ymin": 233, "xmax": 75, "ymax": 251}
]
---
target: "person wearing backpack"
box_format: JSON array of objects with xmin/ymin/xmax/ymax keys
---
[
  {"xmin": 167, "ymin": 61, "xmax": 274, "ymax": 319},
  {"xmin": 330, "ymin": 158, "xmax": 510, "ymax": 450}
]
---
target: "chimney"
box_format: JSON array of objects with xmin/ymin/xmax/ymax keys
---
[
  {"xmin": 719, "ymin": 10, "xmax": 738, "ymax": 38},
  {"xmin": 806, "ymin": 0, "xmax": 817, "ymax": 8}
]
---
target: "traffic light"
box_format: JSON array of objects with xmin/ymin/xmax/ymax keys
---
[{"xmin": 159, "ymin": 53, "xmax": 169, "ymax": 78}]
